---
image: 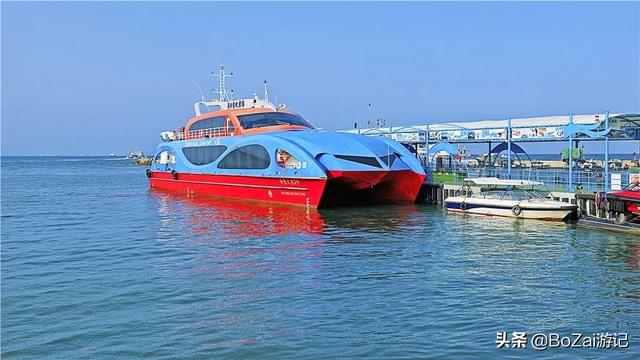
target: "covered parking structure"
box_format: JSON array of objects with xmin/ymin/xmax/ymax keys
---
[{"xmin": 342, "ymin": 113, "xmax": 640, "ymax": 191}]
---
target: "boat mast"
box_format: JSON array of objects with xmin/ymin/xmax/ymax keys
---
[
  {"xmin": 264, "ymin": 80, "xmax": 269, "ymax": 102},
  {"xmin": 212, "ymin": 65, "xmax": 233, "ymax": 102}
]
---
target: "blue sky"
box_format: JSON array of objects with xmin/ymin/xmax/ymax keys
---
[{"xmin": 2, "ymin": 1, "xmax": 639, "ymax": 156}]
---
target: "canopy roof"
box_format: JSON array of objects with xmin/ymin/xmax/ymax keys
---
[
  {"xmin": 463, "ymin": 177, "xmax": 544, "ymax": 186},
  {"xmin": 345, "ymin": 113, "xmax": 639, "ymax": 134}
]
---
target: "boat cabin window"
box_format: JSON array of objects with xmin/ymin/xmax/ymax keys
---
[
  {"xmin": 276, "ymin": 149, "xmax": 302, "ymax": 169},
  {"xmin": 189, "ymin": 116, "xmax": 229, "ymax": 131},
  {"xmin": 156, "ymin": 151, "xmax": 167, "ymax": 164},
  {"xmin": 480, "ymin": 189, "xmax": 506, "ymax": 199},
  {"xmin": 217, "ymin": 145, "xmax": 270, "ymax": 169},
  {"xmin": 182, "ymin": 145, "xmax": 228, "ymax": 165},
  {"xmin": 154, "ymin": 150, "xmax": 175, "ymax": 167},
  {"xmin": 237, "ymin": 112, "xmax": 313, "ymax": 130},
  {"xmin": 505, "ymin": 189, "xmax": 528, "ymax": 201}
]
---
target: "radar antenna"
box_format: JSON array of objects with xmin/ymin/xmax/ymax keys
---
[{"xmin": 211, "ymin": 65, "xmax": 233, "ymax": 102}]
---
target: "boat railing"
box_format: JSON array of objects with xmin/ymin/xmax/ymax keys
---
[
  {"xmin": 425, "ymin": 165, "xmax": 632, "ymax": 193},
  {"xmin": 173, "ymin": 127, "xmax": 235, "ymax": 141}
]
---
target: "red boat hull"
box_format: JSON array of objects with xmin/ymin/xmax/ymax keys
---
[
  {"xmin": 148, "ymin": 170, "xmax": 425, "ymax": 208},
  {"xmin": 323, "ymin": 170, "xmax": 426, "ymax": 206},
  {"xmin": 149, "ymin": 172, "xmax": 326, "ymax": 207}
]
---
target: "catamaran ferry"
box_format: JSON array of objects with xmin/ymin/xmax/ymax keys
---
[{"xmin": 147, "ymin": 67, "xmax": 425, "ymax": 208}]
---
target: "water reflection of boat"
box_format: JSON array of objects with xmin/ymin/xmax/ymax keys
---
[
  {"xmin": 151, "ymin": 187, "xmax": 427, "ymax": 240},
  {"xmin": 151, "ymin": 188, "xmax": 325, "ymax": 237},
  {"xmin": 321, "ymin": 205, "xmax": 426, "ymax": 241}
]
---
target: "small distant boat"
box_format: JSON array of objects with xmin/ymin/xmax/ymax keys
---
[
  {"xmin": 126, "ymin": 150, "xmax": 145, "ymax": 159},
  {"xmin": 578, "ymin": 159, "xmax": 603, "ymax": 171},
  {"xmin": 608, "ymin": 159, "xmax": 623, "ymax": 170},
  {"xmin": 109, "ymin": 153, "xmax": 117, "ymax": 158},
  {"xmin": 444, "ymin": 177, "xmax": 578, "ymax": 221},
  {"xmin": 531, "ymin": 160, "xmax": 550, "ymax": 169}
]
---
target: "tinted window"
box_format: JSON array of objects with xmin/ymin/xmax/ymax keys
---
[
  {"xmin": 379, "ymin": 154, "xmax": 397, "ymax": 167},
  {"xmin": 218, "ymin": 145, "xmax": 270, "ymax": 169},
  {"xmin": 237, "ymin": 112, "xmax": 313, "ymax": 130},
  {"xmin": 190, "ymin": 116, "xmax": 227, "ymax": 131},
  {"xmin": 182, "ymin": 145, "xmax": 227, "ymax": 165},
  {"xmin": 334, "ymin": 154, "xmax": 382, "ymax": 168},
  {"xmin": 154, "ymin": 150, "xmax": 174, "ymax": 164},
  {"xmin": 482, "ymin": 190, "xmax": 505, "ymax": 199}
]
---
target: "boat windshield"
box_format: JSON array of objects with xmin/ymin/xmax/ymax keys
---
[
  {"xmin": 626, "ymin": 182, "xmax": 640, "ymax": 192},
  {"xmin": 471, "ymin": 185, "xmax": 552, "ymax": 201},
  {"xmin": 528, "ymin": 188, "xmax": 552, "ymax": 199},
  {"xmin": 238, "ymin": 112, "xmax": 314, "ymax": 130}
]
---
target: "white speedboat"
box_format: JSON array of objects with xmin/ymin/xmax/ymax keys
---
[{"xmin": 444, "ymin": 177, "xmax": 578, "ymax": 221}]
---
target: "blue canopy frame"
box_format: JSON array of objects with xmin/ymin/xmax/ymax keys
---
[
  {"xmin": 488, "ymin": 142, "xmax": 532, "ymax": 167},
  {"xmin": 426, "ymin": 141, "xmax": 459, "ymax": 170}
]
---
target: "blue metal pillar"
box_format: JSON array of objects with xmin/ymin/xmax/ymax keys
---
[
  {"xmin": 568, "ymin": 113, "xmax": 573, "ymax": 192},
  {"xmin": 487, "ymin": 141, "xmax": 492, "ymax": 175},
  {"xmin": 507, "ymin": 117, "xmax": 512, "ymax": 179},
  {"xmin": 425, "ymin": 124, "xmax": 430, "ymax": 174},
  {"xmin": 605, "ymin": 111, "xmax": 610, "ymax": 192}
]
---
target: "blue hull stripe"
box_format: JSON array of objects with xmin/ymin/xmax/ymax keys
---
[{"xmin": 446, "ymin": 202, "xmax": 572, "ymax": 211}]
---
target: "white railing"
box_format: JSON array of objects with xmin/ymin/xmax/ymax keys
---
[{"xmin": 171, "ymin": 127, "xmax": 235, "ymax": 141}]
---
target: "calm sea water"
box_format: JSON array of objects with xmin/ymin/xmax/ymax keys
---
[{"xmin": 2, "ymin": 157, "xmax": 639, "ymax": 359}]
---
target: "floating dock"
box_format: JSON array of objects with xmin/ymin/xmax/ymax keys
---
[
  {"xmin": 343, "ymin": 111, "xmax": 640, "ymax": 233},
  {"xmin": 419, "ymin": 182, "xmax": 640, "ymax": 234}
]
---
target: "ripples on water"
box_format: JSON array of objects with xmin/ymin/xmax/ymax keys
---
[{"xmin": 1, "ymin": 157, "xmax": 639, "ymax": 359}]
